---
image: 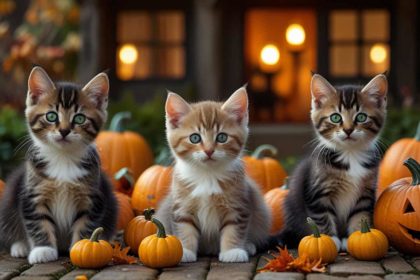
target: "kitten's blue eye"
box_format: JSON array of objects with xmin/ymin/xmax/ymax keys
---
[
  {"xmin": 46, "ymin": 112, "xmax": 58, "ymax": 123},
  {"xmin": 330, "ymin": 113, "xmax": 342, "ymax": 123},
  {"xmin": 189, "ymin": 133, "xmax": 201, "ymax": 144},
  {"xmin": 355, "ymin": 113, "xmax": 367, "ymax": 123},
  {"xmin": 73, "ymin": 114, "xmax": 86, "ymax": 125},
  {"xmin": 216, "ymin": 132, "xmax": 228, "ymax": 143}
]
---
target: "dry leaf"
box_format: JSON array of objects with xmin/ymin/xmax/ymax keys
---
[
  {"xmin": 112, "ymin": 242, "xmax": 137, "ymax": 265},
  {"xmin": 258, "ymin": 247, "xmax": 294, "ymax": 272},
  {"xmin": 287, "ymin": 254, "xmax": 326, "ymax": 273}
]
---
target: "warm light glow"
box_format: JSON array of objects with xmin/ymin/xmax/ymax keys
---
[
  {"xmin": 370, "ymin": 44, "xmax": 387, "ymax": 64},
  {"xmin": 260, "ymin": 44, "xmax": 280, "ymax": 66},
  {"xmin": 286, "ymin": 24, "xmax": 306, "ymax": 46},
  {"xmin": 119, "ymin": 44, "xmax": 138, "ymax": 64}
]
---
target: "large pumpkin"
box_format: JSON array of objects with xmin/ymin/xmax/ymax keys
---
[
  {"xmin": 374, "ymin": 158, "xmax": 420, "ymax": 255},
  {"xmin": 114, "ymin": 192, "xmax": 135, "ymax": 231},
  {"xmin": 264, "ymin": 179, "xmax": 288, "ymax": 235},
  {"xmin": 377, "ymin": 122, "xmax": 420, "ymax": 198},
  {"xmin": 243, "ymin": 144, "xmax": 287, "ymax": 194},
  {"xmin": 96, "ymin": 112, "xmax": 154, "ymax": 195},
  {"xmin": 0, "ymin": 180, "xmax": 4, "ymax": 198},
  {"xmin": 131, "ymin": 165, "xmax": 173, "ymax": 213}
]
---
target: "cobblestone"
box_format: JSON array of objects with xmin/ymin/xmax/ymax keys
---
[
  {"xmin": 90, "ymin": 264, "xmax": 158, "ymax": 280},
  {"xmin": 254, "ymin": 272, "xmax": 305, "ymax": 280},
  {"xmin": 382, "ymin": 255, "xmax": 414, "ymax": 273},
  {"xmin": 384, "ymin": 274, "xmax": 420, "ymax": 280},
  {"xmin": 329, "ymin": 260, "xmax": 385, "ymax": 276},
  {"xmin": 21, "ymin": 258, "xmax": 71, "ymax": 277},
  {"xmin": 207, "ymin": 257, "xmax": 257, "ymax": 280}
]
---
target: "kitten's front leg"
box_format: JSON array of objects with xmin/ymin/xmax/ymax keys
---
[
  {"xmin": 174, "ymin": 218, "xmax": 200, "ymax": 262},
  {"xmin": 219, "ymin": 221, "xmax": 248, "ymax": 263},
  {"xmin": 69, "ymin": 214, "xmax": 89, "ymax": 250}
]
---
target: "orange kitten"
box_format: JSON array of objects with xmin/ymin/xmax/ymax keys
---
[{"xmin": 156, "ymin": 87, "xmax": 271, "ymax": 263}]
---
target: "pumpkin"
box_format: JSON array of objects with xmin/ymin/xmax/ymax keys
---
[
  {"xmin": 139, "ymin": 217, "xmax": 183, "ymax": 268},
  {"xmin": 243, "ymin": 144, "xmax": 287, "ymax": 194},
  {"xmin": 131, "ymin": 165, "xmax": 173, "ymax": 213},
  {"xmin": 70, "ymin": 227, "xmax": 113, "ymax": 268},
  {"xmin": 124, "ymin": 208, "xmax": 157, "ymax": 254},
  {"xmin": 374, "ymin": 157, "xmax": 420, "ymax": 255},
  {"xmin": 377, "ymin": 122, "xmax": 420, "ymax": 198},
  {"xmin": 0, "ymin": 180, "xmax": 4, "ymax": 198},
  {"xmin": 298, "ymin": 217, "xmax": 337, "ymax": 263},
  {"xmin": 115, "ymin": 192, "xmax": 135, "ymax": 231},
  {"xmin": 264, "ymin": 178, "xmax": 288, "ymax": 235},
  {"xmin": 347, "ymin": 218, "xmax": 388, "ymax": 261},
  {"xmin": 95, "ymin": 112, "xmax": 154, "ymax": 195}
]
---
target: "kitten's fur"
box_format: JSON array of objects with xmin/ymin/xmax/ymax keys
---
[
  {"xmin": 277, "ymin": 74, "xmax": 387, "ymax": 250},
  {"xmin": 156, "ymin": 88, "xmax": 271, "ymax": 263},
  {"xmin": 0, "ymin": 67, "xmax": 117, "ymax": 264}
]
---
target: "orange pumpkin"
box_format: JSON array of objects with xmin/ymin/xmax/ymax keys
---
[
  {"xmin": 131, "ymin": 165, "xmax": 173, "ymax": 213},
  {"xmin": 264, "ymin": 179, "xmax": 288, "ymax": 235},
  {"xmin": 0, "ymin": 180, "xmax": 4, "ymax": 198},
  {"xmin": 114, "ymin": 192, "xmax": 135, "ymax": 231},
  {"xmin": 374, "ymin": 157, "xmax": 420, "ymax": 255},
  {"xmin": 377, "ymin": 122, "xmax": 420, "ymax": 198},
  {"xmin": 243, "ymin": 145, "xmax": 287, "ymax": 194},
  {"xmin": 124, "ymin": 209, "xmax": 157, "ymax": 254},
  {"xmin": 96, "ymin": 112, "xmax": 154, "ymax": 195}
]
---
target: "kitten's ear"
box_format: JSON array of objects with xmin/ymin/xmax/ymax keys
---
[
  {"xmin": 165, "ymin": 91, "xmax": 191, "ymax": 128},
  {"xmin": 82, "ymin": 72, "xmax": 109, "ymax": 110},
  {"xmin": 221, "ymin": 86, "xmax": 249, "ymax": 124},
  {"xmin": 311, "ymin": 74, "xmax": 336, "ymax": 109},
  {"xmin": 27, "ymin": 66, "xmax": 55, "ymax": 106},
  {"xmin": 361, "ymin": 74, "xmax": 387, "ymax": 108}
]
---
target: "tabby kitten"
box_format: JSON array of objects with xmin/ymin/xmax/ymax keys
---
[
  {"xmin": 277, "ymin": 74, "xmax": 387, "ymax": 250},
  {"xmin": 156, "ymin": 87, "xmax": 271, "ymax": 263},
  {"xmin": 0, "ymin": 67, "xmax": 117, "ymax": 264}
]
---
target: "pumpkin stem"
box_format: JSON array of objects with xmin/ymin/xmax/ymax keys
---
[
  {"xmin": 360, "ymin": 218, "xmax": 371, "ymax": 233},
  {"xmin": 151, "ymin": 218, "xmax": 167, "ymax": 238},
  {"xmin": 415, "ymin": 122, "xmax": 420, "ymax": 141},
  {"xmin": 307, "ymin": 217, "xmax": 321, "ymax": 238},
  {"xmin": 109, "ymin": 112, "xmax": 131, "ymax": 132},
  {"xmin": 404, "ymin": 158, "xmax": 420, "ymax": 186},
  {"xmin": 90, "ymin": 227, "xmax": 104, "ymax": 242},
  {"xmin": 252, "ymin": 144, "xmax": 278, "ymax": 159},
  {"xmin": 143, "ymin": 208, "xmax": 155, "ymax": 220},
  {"xmin": 114, "ymin": 167, "xmax": 134, "ymax": 191}
]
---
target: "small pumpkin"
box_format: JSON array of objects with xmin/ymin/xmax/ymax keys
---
[
  {"xmin": 298, "ymin": 217, "xmax": 337, "ymax": 263},
  {"xmin": 377, "ymin": 122, "xmax": 420, "ymax": 198},
  {"xmin": 124, "ymin": 208, "xmax": 157, "ymax": 254},
  {"xmin": 131, "ymin": 165, "xmax": 173, "ymax": 212},
  {"xmin": 114, "ymin": 192, "xmax": 135, "ymax": 231},
  {"xmin": 264, "ymin": 178, "xmax": 288, "ymax": 235},
  {"xmin": 70, "ymin": 227, "xmax": 113, "ymax": 268},
  {"xmin": 139, "ymin": 217, "xmax": 183, "ymax": 268},
  {"xmin": 374, "ymin": 157, "xmax": 420, "ymax": 255},
  {"xmin": 0, "ymin": 180, "xmax": 4, "ymax": 198},
  {"xmin": 347, "ymin": 218, "xmax": 388, "ymax": 261},
  {"xmin": 95, "ymin": 112, "xmax": 154, "ymax": 195},
  {"xmin": 243, "ymin": 144, "xmax": 287, "ymax": 194}
]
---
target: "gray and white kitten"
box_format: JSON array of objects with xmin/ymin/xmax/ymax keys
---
[
  {"xmin": 0, "ymin": 67, "xmax": 117, "ymax": 264},
  {"xmin": 277, "ymin": 74, "xmax": 387, "ymax": 250}
]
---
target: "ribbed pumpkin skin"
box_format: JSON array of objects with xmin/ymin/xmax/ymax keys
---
[
  {"xmin": 264, "ymin": 187, "xmax": 288, "ymax": 235},
  {"xmin": 124, "ymin": 215, "xmax": 157, "ymax": 254},
  {"xmin": 115, "ymin": 192, "xmax": 135, "ymax": 231},
  {"xmin": 298, "ymin": 234, "xmax": 337, "ymax": 263},
  {"xmin": 131, "ymin": 165, "xmax": 172, "ymax": 212},
  {"xmin": 347, "ymin": 229, "xmax": 388, "ymax": 261},
  {"xmin": 0, "ymin": 180, "xmax": 4, "ymax": 198}
]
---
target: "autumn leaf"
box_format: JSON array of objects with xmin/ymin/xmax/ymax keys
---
[
  {"xmin": 112, "ymin": 242, "xmax": 137, "ymax": 265},
  {"xmin": 287, "ymin": 254, "xmax": 326, "ymax": 273},
  {"xmin": 258, "ymin": 246, "xmax": 294, "ymax": 272}
]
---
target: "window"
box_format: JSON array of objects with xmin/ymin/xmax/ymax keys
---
[
  {"xmin": 329, "ymin": 9, "xmax": 390, "ymax": 78},
  {"xmin": 116, "ymin": 11, "xmax": 186, "ymax": 80}
]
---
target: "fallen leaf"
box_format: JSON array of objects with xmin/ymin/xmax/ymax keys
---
[
  {"xmin": 258, "ymin": 247, "xmax": 294, "ymax": 272},
  {"xmin": 287, "ymin": 254, "xmax": 326, "ymax": 273},
  {"xmin": 112, "ymin": 242, "xmax": 137, "ymax": 265}
]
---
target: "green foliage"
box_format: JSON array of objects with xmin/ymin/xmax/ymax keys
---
[{"xmin": 381, "ymin": 107, "xmax": 420, "ymax": 147}]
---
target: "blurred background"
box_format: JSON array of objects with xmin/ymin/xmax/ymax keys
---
[{"xmin": 0, "ymin": 0, "xmax": 418, "ymax": 177}]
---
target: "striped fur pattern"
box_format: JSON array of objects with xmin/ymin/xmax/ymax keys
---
[
  {"xmin": 157, "ymin": 87, "xmax": 271, "ymax": 263},
  {"xmin": 0, "ymin": 67, "xmax": 117, "ymax": 264},
  {"xmin": 277, "ymin": 74, "xmax": 387, "ymax": 250}
]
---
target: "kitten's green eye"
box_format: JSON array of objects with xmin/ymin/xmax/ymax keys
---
[
  {"xmin": 330, "ymin": 113, "xmax": 342, "ymax": 123},
  {"xmin": 46, "ymin": 112, "xmax": 58, "ymax": 123},
  {"xmin": 189, "ymin": 133, "xmax": 201, "ymax": 144},
  {"xmin": 355, "ymin": 113, "xmax": 367, "ymax": 123},
  {"xmin": 216, "ymin": 132, "xmax": 228, "ymax": 143},
  {"xmin": 73, "ymin": 114, "xmax": 86, "ymax": 125}
]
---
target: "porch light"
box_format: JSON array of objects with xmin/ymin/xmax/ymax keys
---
[
  {"xmin": 370, "ymin": 44, "xmax": 387, "ymax": 64},
  {"xmin": 119, "ymin": 44, "xmax": 138, "ymax": 64},
  {"xmin": 285, "ymin": 24, "xmax": 305, "ymax": 46},
  {"xmin": 260, "ymin": 44, "xmax": 280, "ymax": 66}
]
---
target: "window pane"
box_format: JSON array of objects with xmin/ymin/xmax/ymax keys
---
[
  {"xmin": 157, "ymin": 11, "xmax": 185, "ymax": 43},
  {"xmin": 157, "ymin": 46, "xmax": 185, "ymax": 78},
  {"xmin": 117, "ymin": 45, "xmax": 152, "ymax": 80},
  {"xmin": 362, "ymin": 10, "xmax": 389, "ymax": 41},
  {"xmin": 118, "ymin": 12, "xmax": 152, "ymax": 42},
  {"xmin": 362, "ymin": 43, "xmax": 389, "ymax": 76},
  {"xmin": 330, "ymin": 45, "xmax": 358, "ymax": 77},
  {"xmin": 330, "ymin": 10, "xmax": 357, "ymax": 41}
]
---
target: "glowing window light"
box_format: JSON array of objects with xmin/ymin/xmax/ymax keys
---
[
  {"xmin": 260, "ymin": 44, "xmax": 280, "ymax": 66},
  {"xmin": 119, "ymin": 44, "xmax": 138, "ymax": 64},
  {"xmin": 370, "ymin": 44, "xmax": 387, "ymax": 64},
  {"xmin": 285, "ymin": 24, "xmax": 306, "ymax": 46}
]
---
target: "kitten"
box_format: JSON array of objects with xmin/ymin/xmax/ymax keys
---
[
  {"xmin": 0, "ymin": 67, "xmax": 117, "ymax": 264},
  {"xmin": 156, "ymin": 87, "xmax": 271, "ymax": 263},
  {"xmin": 277, "ymin": 74, "xmax": 387, "ymax": 250}
]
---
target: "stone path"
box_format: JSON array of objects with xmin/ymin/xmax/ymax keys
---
[{"xmin": 0, "ymin": 250, "xmax": 419, "ymax": 280}]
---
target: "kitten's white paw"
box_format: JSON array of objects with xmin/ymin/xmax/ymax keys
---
[
  {"xmin": 10, "ymin": 241, "xmax": 29, "ymax": 258},
  {"xmin": 28, "ymin": 246, "xmax": 58, "ymax": 264},
  {"xmin": 331, "ymin": 236, "xmax": 341, "ymax": 252},
  {"xmin": 341, "ymin": 238, "xmax": 348, "ymax": 251},
  {"xmin": 245, "ymin": 243, "xmax": 256, "ymax": 256},
  {"xmin": 181, "ymin": 248, "xmax": 197, "ymax": 262},
  {"xmin": 219, "ymin": 248, "xmax": 249, "ymax": 263}
]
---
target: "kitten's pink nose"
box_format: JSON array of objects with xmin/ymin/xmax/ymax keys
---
[
  {"xmin": 343, "ymin": 128, "xmax": 354, "ymax": 136},
  {"xmin": 205, "ymin": 150, "xmax": 214, "ymax": 157}
]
